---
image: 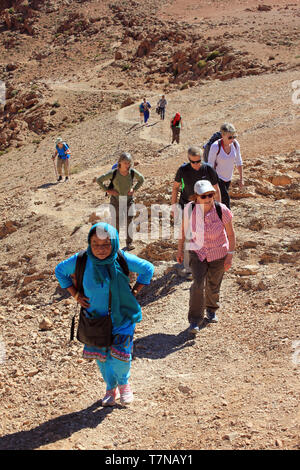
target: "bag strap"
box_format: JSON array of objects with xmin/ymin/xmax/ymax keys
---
[
  {"xmin": 214, "ymin": 201, "xmax": 222, "ymax": 222},
  {"xmin": 217, "ymin": 139, "xmax": 237, "ymax": 156},
  {"xmin": 117, "ymin": 249, "xmax": 130, "ymax": 276},
  {"xmin": 74, "ymin": 249, "xmax": 88, "ymax": 295},
  {"xmin": 130, "ymin": 168, "xmax": 134, "ymax": 183},
  {"xmin": 111, "ymin": 169, "xmax": 117, "ymax": 183},
  {"xmin": 70, "ymin": 250, "xmax": 87, "ymax": 342}
]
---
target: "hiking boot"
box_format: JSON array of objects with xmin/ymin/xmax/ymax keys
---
[
  {"xmin": 126, "ymin": 243, "xmax": 135, "ymax": 251},
  {"xmin": 189, "ymin": 322, "xmax": 200, "ymax": 334},
  {"xmin": 178, "ymin": 267, "xmax": 193, "ymax": 280},
  {"xmin": 65, "ymin": 176, "xmax": 69, "ymax": 182},
  {"xmin": 102, "ymin": 387, "xmax": 120, "ymax": 407},
  {"xmin": 119, "ymin": 383, "xmax": 133, "ymax": 406},
  {"xmin": 57, "ymin": 175, "xmax": 62, "ymax": 182},
  {"xmin": 206, "ymin": 309, "xmax": 218, "ymax": 323}
]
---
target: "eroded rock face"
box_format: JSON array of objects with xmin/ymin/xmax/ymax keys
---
[{"xmin": 0, "ymin": 220, "xmax": 20, "ymax": 239}]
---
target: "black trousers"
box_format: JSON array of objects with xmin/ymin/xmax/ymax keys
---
[{"xmin": 218, "ymin": 179, "xmax": 231, "ymax": 209}]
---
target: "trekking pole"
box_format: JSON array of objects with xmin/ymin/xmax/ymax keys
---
[
  {"xmin": 67, "ymin": 156, "xmax": 71, "ymax": 181},
  {"xmin": 52, "ymin": 155, "xmax": 58, "ymax": 180}
]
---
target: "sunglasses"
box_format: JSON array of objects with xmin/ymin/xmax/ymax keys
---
[
  {"xmin": 189, "ymin": 158, "xmax": 201, "ymax": 164},
  {"xmin": 227, "ymin": 135, "xmax": 236, "ymax": 140},
  {"xmin": 198, "ymin": 193, "xmax": 214, "ymax": 200}
]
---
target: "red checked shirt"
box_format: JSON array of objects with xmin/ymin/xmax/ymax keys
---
[{"xmin": 184, "ymin": 202, "xmax": 233, "ymax": 262}]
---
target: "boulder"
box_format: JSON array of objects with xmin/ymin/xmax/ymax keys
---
[
  {"xmin": 271, "ymin": 174, "xmax": 292, "ymax": 186},
  {"xmin": 234, "ymin": 265, "xmax": 260, "ymax": 276},
  {"xmin": 39, "ymin": 317, "xmax": 53, "ymax": 331},
  {"xmin": 136, "ymin": 39, "xmax": 151, "ymax": 58},
  {"xmin": 258, "ymin": 5, "xmax": 272, "ymax": 11},
  {"xmin": 121, "ymin": 97, "xmax": 135, "ymax": 108},
  {"xmin": 115, "ymin": 51, "xmax": 123, "ymax": 60},
  {"xmin": 259, "ymin": 252, "xmax": 278, "ymax": 264},
  {"xmin": 0, "ymin": 220, "xmax": 20, "ymax": 239}
]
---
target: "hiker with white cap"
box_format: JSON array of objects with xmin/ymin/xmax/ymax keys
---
[
  {"xmin": 52, "ymin": 137, "xmax": 71, "ymax": 182},
  {"xmin": 177, "ymin": 179, "xmax": 235, "ymax": 334},
  {"xmin": 172, "ymin": 146, "xmax": 221, "ymax": 278}
]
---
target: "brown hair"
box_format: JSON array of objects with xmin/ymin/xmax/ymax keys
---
[{"xmin": 189, "ymin": 194, "xmax": 198, "ymax": 202}]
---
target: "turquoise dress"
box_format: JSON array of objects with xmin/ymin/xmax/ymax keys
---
[{"xmin": 55, "ymin": 247, "xmax": 154, "ymax": 389}]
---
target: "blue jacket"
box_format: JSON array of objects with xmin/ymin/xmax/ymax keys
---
[{"xmin": 55, "ymin": 250, "xmax": 154, "ymax": 335}]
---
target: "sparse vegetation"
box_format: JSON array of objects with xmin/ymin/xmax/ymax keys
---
[
  {"xmin": 121, "ymin": 63, "xmax": 131, "ymax": 71},
  {"xmin": 180, "ymin": 82, "xmax": 189, "ymax": 90},
  {"xmin": 197, "ymin": 59, "xmax": 206, "ymax": 69},
  {"xmin": 206, "ymin": 50, "xmax": 221, "ymax": 61}
]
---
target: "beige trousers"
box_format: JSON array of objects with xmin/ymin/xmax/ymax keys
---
[{"xmin": 57, "ymin": 157, "xmax": 69, "ymax": 177}]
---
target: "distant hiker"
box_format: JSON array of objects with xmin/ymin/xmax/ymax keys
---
[
  {"xmin": 139, "ymin": 103, "xmax": 144, "ymax": 124},
  {"xmin": 140, "ymin": 98, "xmax": 151, "ymax": 124},
  {"xmin": 157, "ymin": 95, "xmax": 167, "ymax": 120},
  {"xmin": 177, "ymin": 180, "xmax": 235, "ymax": 334},
  {"xmin": 52, "ymin": 137, "xmax": 71, "ymax": 182},
  {"xmin": 170, "ymin": 113, "xmax": 182, "ymax": 144},
  {"xmin": 97, "ymin": 152, "xmax": 144, "ymax": 251},
  {"xmin": 171, "ymin": 146, "xmax": 221, "ymax": 277},
  {"xmin": 55, "ymin": 222, "xmax": 154, "ymax": 407},
  {"xmin": 207, "ymin": 123, "xmax": 244, "ymax": 209}
]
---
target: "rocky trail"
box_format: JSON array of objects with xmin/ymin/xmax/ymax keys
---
[{"xmin": 0, "ymin": 0, "xmax": 299, "ymax": 452}]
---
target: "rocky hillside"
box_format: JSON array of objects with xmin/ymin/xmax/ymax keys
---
[{"xmin": 1, "ymin": 0, "xmax": 299, "ymax": 150}]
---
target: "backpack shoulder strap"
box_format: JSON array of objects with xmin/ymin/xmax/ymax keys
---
[
  {"xmin": 107, "ymin": 169, "xmax": 117, "ymax": 191},
  {"xmin": 75, "ymin": 250, "xmax": 87, "ymax": 295},
  {"xmin": 216, "ymin": 139, "xmax": 222, "ymax": 156},
  {"xmin": 130, "ymin": 169, "xmax": 135, "ymax": 182},
  {"xmin": 70, "ymin": 250, "xmax": 87, "ymax": 342},
  {"xmin": 214, "ymin": 201, "xmax": 222, "ymax": 222},
  {"xmin": 117, "ymin": 250, "xmax": 130, "ymax": 277},
  {"xmin": 111, "ymin": 169, "xmax": 117, "ymax": 182}
]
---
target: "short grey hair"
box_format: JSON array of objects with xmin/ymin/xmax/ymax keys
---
[
  {"xmin": 118, "ymin": 152, "xmax": 132, "ymax": 167},
  {"xmin": 188, "ymin": 146, "xmax": 203, "ymax": 158},
  {"xmin": 220, "ymin": 123, "xmax": 236, "ymax": 135}
]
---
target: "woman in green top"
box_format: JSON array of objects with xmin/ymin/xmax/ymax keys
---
[{"xmin": 97, "ymin": 152, "xmax": 144, "ymax": 251}]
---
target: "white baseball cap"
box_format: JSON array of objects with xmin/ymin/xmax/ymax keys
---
[{"xmin": 194, "ymin": 180, "xmax": 216, "ymax": 195}]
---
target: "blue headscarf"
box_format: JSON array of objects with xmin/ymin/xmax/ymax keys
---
[{"xmin": 86, "ymin": 222, "xmax": 142, "ymax": 327}]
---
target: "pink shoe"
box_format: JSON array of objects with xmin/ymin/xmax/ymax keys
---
[
  {"xmin": 119, "ymin": 383, "xmax": 134, "ymax": 406},
  {"xmin": 102, "ymin": 387, "xmax": 120, "ymax": 407}
]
